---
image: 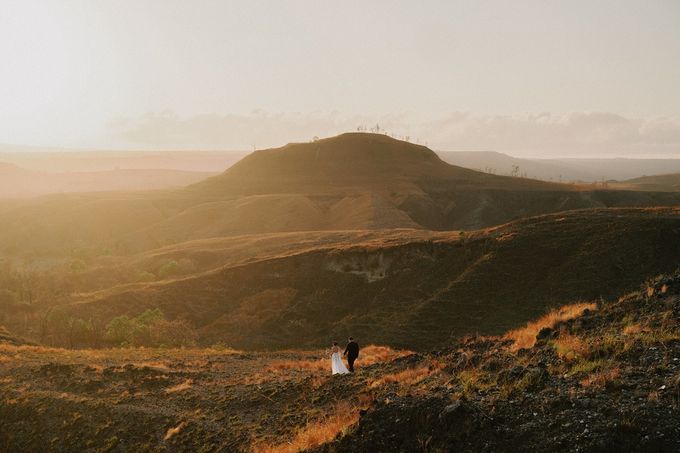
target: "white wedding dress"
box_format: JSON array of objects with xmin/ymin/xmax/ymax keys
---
[{"xmin": 331, "ymin": 352, "xmax": 350, "ymax": 375}]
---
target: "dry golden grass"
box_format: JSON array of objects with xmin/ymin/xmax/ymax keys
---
[
  {"xmin": 164, "ymin": 422, "xmax": 186, "ymax": 441},
  {"xmin": 580, "ymin": 366, "xmax": 620, "ymax": 388},
  {"xmin": 369, "ymin": 366, "xmax": 431, "ymax": 389},
  {"xmin": 0, "ymin": 343, "xmax": 241, "ymax": 363},
  {"xmin": 361, "ymin": 345, "xmax": 414, "ymax": 365},
  {"xmin": 265, "ymin": 345, "xmax": 413, "ymax": 375},
  {"xmin": 165, "ymin": 379, "xmax": 193, "ymax": 394},
  {"xmin": 369, "ymin": 360, "xmax": 445, "ymax": 389},
  {"xmin": 254, "ymin": 402, "xmax": 359, "ymax": 453},
  {"xmin": 623, "ymin": 323, "xmax": 644, "ymax": 335},
  {"xmin": 133, "ymin": 360, "xmax": 171, "ymax": 371},
  {"xmin": 505, "ymin": 302, "xmax": 597, "ymax": 351},
  {"xmin": 552, "ymin": 331, "xmax": 588, "ymax": 361}
]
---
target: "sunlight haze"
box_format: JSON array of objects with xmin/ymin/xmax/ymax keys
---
[
  {"xmin": 0, "ymin": 0, "xmax": 680, "ymax": 155},
  {"xmin": 3, "ymin": 3, "xmax": 680, "ymax": 450},
  {"xmin": 1, "ymin": 0, "xmax": 679, "ymax": 156}
]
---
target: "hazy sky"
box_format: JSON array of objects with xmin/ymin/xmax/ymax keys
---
[{"xmin": 1, "ymin": 0, "xmax": 679, "ymax": 156}]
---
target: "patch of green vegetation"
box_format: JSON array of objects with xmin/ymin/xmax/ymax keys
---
[
  {"xmin": 136, "ymin": 271, "xmax": 157, "ymax": 282},
  {"xmin": 570, "ymin": 359, "xmax": 606, "ymax": 375},
  {"xmin": 158, "ymin": 260, "xmax": 179, "ymax": 278},
  {"xmin": 105, "ymin": 308, "xmax": 197, "ymax": 347},
  {"xmin": 638, "ymin": 329, "xmax": 680, "ymax": 346},
  {"xmin": 587, "ymin": 333, "xmax": 627, "ymax": 360}
]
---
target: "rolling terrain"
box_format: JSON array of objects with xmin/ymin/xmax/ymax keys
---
[
  {"xmin": 2, "ymin": 272, "xmax": 678, "ymax": 452},
  {"xmin": 0, "ymin": 148, "xmax": 246, "ymax": 172},
  {"xmin": 0, "ymin": 135, "xmax": 679, "ymax": 452},
  {"xmin": 613, "ymin": 173, "xmax": 680, "ymax": 192},
  {"xmin": 1, "ymin": 133, "xmax": 680, "ymax": 256},
  {"xmin": 56, "ymin": 207, "xmax": 680, "ymax": 351},
  {"xmin": 439, "ymin": 151, "xmax": 680, "ymax": 183},
  {"xmin": 0, "ymin": 162, "xmax": 216, "ymax": 197}
]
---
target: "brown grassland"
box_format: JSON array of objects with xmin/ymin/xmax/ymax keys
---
[{"xmin": 2, "ymin": 272, "xmax": 680, "ymax": 451}]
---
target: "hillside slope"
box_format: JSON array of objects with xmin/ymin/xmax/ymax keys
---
[
  {"xmin": 615, "ymin": 173, "xmax": 680, "ymax": 192},
  {"xmin": 2, "ymin": 273, "xmax": 678, "ymax": 452},
  {"xmin": 0, "ymin": 162, "xmax": 215, "ymax": 197},
  {"xmin": 190, "ymin": 133, "xmax": 561, "ymax": 195},
  {"xmin": 62, "ymin": 208, "xmax": 680, "ymax": 350},
  {"xmin": 438, "ymin": 151, "xmax": 680, "ymax": 182},
  {"xmin": 322, "ymin": 272, "xmax": 680, "ymax": 452},
  {"xmin": 2, "ymin": 134, "xmax": 679, "ymax": 256}
]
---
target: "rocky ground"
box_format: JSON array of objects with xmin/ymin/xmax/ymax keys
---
[
  {"xmin": 1, "ymin": 272, "xmax": 679, "ymax": 452},
  {"xmin": 0, "ymin": 342, "xmax": 411, "ymax": 452},
  {"xmin": 321, "ymin": 272, "xmax": 680, "ymax": 452}
]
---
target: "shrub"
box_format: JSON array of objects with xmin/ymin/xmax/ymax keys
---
[
  {"xmin": 158, "ymin": 260, "xmax": 179, "ymax": 278},
  {"xmin": 136, "ymin": 271, "xmax": 157, "ymax": 282},
  {"xmin": 149, "ymin": 318, "xmax": 198, "ymax": 347},
  {"xmin": 104, "ymin": 309, "xmax": 174, "ymax": 347},
  {"xmin": 105, "ymin": 315, "xmax": 135, "ymax": 345}
]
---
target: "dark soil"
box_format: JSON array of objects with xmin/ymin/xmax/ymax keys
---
[
  {"xmin": 319, "ymin": 273, "xmax": 680, "ymax": 452},
  {"xmin": 2, "ymin": 273, "xmax": 679, "ymax": 452}
]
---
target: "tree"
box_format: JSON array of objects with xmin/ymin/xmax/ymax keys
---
[
  {"xmin": 104, "ymin": 308, "xmax": 166, "ymax": 347},
  {"xmin": 105, "ymin": 315, "xmax": 135, "ymax": 345}
]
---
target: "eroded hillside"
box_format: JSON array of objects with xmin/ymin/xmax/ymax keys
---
[{"xmin": 57, "ymin": 207, "xmax": 680, "ymax": 350}]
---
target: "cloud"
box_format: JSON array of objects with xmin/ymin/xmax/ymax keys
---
[
  {"xmin": 108, "ymin": 111, "xmax": 680, "ymax": 157},
  {"xmin": 421, "ymin": 112, "xmax": 680, "ymax": 156}
]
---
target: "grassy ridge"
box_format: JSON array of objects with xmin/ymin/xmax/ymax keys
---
[{"xmin": 60, "ymin": 207, "xmax": 680, "ymax": 350}]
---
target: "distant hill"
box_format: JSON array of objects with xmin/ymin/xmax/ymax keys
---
[
  {"xmin": 0, "ymin": 162, "xmax": 216, "ymax": 197},
  {"xmin": 437, "ymin": 151, "xmax": 597, "ymax": 182},
  {"xmin": 190, "ymin": 133, "xmax": 563, "ymax": 195},
  {"xmin": 1, "ymin": 133, "xmax": 679, "ymax": 255},
  {"xmin": 61, "ymin": 208, "xmax": 680, "ymax": 350},
  {"xmin": 612, "ymin": 173, "xmax": 680, "ymax": 192},
  {"xmin": 0, "ymin": 147, "xmax": 246, "ymax": 172},
  {"xmin": 438, "ymin": 150, "xmax": 680, "ymax": 182}
]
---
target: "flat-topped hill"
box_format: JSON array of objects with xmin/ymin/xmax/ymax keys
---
[
  {"xmin": 190, "ymin": 133, "xmax": 562, "ymax": 195},
  {"xmin": 0, "ymin": 134, "xmax": 679, "ymax": 255}
]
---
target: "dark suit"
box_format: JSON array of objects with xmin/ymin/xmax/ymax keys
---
[{"xmin": 343, "ymin": 341, "xmax": 359, "ymax": 372}]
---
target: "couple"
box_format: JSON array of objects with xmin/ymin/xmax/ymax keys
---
[{"xmin": 331, "ymin": 337, "xmax": 359, "ymax": 375}]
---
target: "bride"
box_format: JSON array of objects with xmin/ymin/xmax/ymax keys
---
[{"xmin": 330, "ymin": 341, "xmax": 350, "ymax": 375}]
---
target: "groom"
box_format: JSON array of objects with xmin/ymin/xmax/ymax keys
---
[{"xmin": 343, "ymin": 337, "xmax": 359, "ymax": 372}]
